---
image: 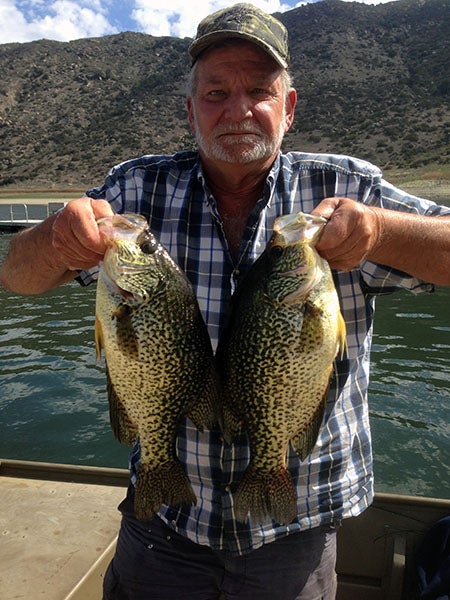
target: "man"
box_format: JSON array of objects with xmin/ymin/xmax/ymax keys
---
[{"xmin": 1, "ymin": 4, "xmax": 449, "ymax": 599}]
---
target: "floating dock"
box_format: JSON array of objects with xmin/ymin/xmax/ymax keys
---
[{"xmin": 0, "ymin": 201, "xmax": 66, "ymax": 230}]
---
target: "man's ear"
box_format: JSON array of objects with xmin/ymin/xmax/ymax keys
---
[
  {"xmin": 187, "ymin": 97, "xmax": 195, "ymax": 134},
  {"xmin": 284, "ymin": 88, "xmax": 297, "ymax": 132}
]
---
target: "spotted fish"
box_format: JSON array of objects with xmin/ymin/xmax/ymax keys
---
[
  {"xmin": 95, "ymin": 213, "xmax": 218, "ymax": 520},
  {"xmin": 216, "ymin": 212, "xmax": 346, "ymax": 525}
]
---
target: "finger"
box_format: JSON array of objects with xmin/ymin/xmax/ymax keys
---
[
  {"xmin": 311, "ymin": 197, "xmax": 341, "ymax": 221},
  {"xmin": 52, "ymin": 198, "xmax": 112, "ymax": 270},
  {"xmin": 313, "ymin": 198, "xmax": 362, "ymax": 253},
  {"xmin": 317, "ymin": 203, "xmax": 382, "ymax": 270}
]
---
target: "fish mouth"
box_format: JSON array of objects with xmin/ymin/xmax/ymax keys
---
[
  {"xmin": 114, "ymin": 260, "xmax": 153, "ymax": 276},
  {"xmin": 101, "ymin": 270, "xmax": 132, "ymax": 299},
  {"xmin": 277, "ymin": 255, "xmax": 324, "ymax": 303},
  {"xmin": 113, "ymin": 282, "xmax": 135, "ymax": 301},
  {"xmin": 97, "ymin": 214, "xmax": 148, "ymax": 242},
  {"xmin": 274, "ymin": 213, "xmax": 328, "ymax": 245}
]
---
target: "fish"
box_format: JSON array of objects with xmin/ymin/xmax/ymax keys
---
[
  {"xmin": 216, "ymin": 211, "xmax": 346, "ymax": 525},
  {"xmin": 95, "ymin": 213, "xmax": 218, "ymax": 520}
]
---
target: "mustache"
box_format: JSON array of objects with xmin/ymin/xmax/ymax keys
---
[{"xmin": 214, "ymin": 122, "xmax": 264, "ymax": 136}]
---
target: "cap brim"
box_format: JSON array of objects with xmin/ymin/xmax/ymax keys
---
[{"xmin": 189, "ymin": 31, "xmax": 288, "ymax": 69}]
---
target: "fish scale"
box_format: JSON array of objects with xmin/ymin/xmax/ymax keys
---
[
  {"xmin": 216, "ymin": 211, "xmax": 346, "ymax": 525},
  {"xmin": 95, "ymin": 213, "xmax": 219, "ymax": 520}
]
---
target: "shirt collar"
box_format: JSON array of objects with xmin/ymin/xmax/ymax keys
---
[{"xmin": 195, "ymin": 151, "xmax": 282, "ymax": 208}]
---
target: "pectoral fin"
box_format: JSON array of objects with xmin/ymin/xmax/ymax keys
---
[
  {"xmin": 337, "ymin": 311, "xmax": 347, "ymax": 359},
  {"xmin": 185, "ymin": 366, "xmax": 219, "ymax": 432},
  {"xmin": 291, "ymin": 393, "xmax": 327, "ymax": 461},
  {"xmin": 95, "ymin": 316, "xmax": 104, "ymax": 361},
  {"xmin": 107, "ymin": 367, "xmax": 139, "ymax": 446},
  {"xmin": 114, "ymin": 304, "xmax": 139, "ymax": 358}
]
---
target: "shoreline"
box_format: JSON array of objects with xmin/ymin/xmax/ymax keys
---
[
  {"xmin": 0, "ymin": 177, "xmax": 448, "ymax": 208},
  {"xmin": 0, "ymin": 192, "xmax": 84, "ymax": 206}
]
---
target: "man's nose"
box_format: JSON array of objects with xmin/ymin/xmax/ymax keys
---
[{"xmin": 223, "ymin": 92, "xmax": 253, "ymax": 121}]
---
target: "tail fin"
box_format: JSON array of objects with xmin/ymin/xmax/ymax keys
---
[
  {"xmin": 234, "ymin": 464, "xmax": 297, "ymax": 525},
  {"xmin": 134, "ymin": 460, "xmax": 196, "ymax": 520}
]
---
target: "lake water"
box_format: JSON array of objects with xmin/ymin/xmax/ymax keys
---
[{"xmin": 0, "ymin": 231, "xmax": 449, "ymax": 499}]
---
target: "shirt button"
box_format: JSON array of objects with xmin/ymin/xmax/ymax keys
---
[{"xmin": 225, "ymin": 485, "xmax": 231, "ymax": 493}]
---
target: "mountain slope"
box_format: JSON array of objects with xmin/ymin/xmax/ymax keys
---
[{"xmin": 0, "ymin": 0, "xmax": 448, "ymax": 187}]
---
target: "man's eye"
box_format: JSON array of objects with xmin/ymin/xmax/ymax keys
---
[
  {"xmin": 252, "ymin": 88, "xmax": 273, "ymax": 97},
  {"xmin": 208, "ymin": 89, "xmax": 224, "ymax": 96}
]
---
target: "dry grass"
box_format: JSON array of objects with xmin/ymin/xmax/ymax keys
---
[
  {"xmin": 0, "ymin": 167, "xmax": 448, "ymax": 207},
  {"xmin": 384, "ymin": 164, "xmax": 450, "ymax": 207},
  {"xmin": 0, "ymin": 190, "xmax": 84, "ymax": 205}
]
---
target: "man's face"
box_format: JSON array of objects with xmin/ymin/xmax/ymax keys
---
[{"xmin": 187, "ymin": 42, "xmax": 296, "ymax": 166}]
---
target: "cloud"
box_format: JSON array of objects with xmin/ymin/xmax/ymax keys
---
[
  {"xmin": 130, "ymin": 1, "xmax": 294, "ymax": 38},
  {"xmin": 0, "ymin": 0, "xmax": 403, "ymax": 44},
  {"xmin": 0, "ymin": 0, "xmax": 117, "ymax": 43},
  {"xmin": 129, "ymin": 0, "xmax": 399, "ymax": 38}
]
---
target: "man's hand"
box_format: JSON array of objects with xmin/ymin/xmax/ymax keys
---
[
  {"xmin": 52, "ymin": 197, "xmax": 114, "ymax": 271},
  {"xmin": 312, "ymin": 197, "xmax": 450, "ymax": 285},
  {"xmin": 312, "ymin": 197, "xmax": 383, "ymax": 271},
  {"xmin": 0, "ymin": 196, "xmax": 114, "ymax": 294}
]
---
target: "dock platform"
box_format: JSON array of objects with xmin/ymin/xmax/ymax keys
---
[{"xmin": 0, "ymin": 201, "xmax": 66, "ymax": 230}]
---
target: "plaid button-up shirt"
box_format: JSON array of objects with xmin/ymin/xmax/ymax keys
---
[{"xmin": 83, "ymin": 150, "xmax": 449, "ymax": 556}]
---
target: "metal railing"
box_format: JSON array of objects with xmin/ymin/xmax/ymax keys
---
[{"xmin": 0, "ymin": 202, "xmax": 66, "ymax": 227}]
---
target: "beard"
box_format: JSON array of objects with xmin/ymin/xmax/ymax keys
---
[{"xmin": 193, "ymin": 114, "xmax": 287, "ymax": 164}]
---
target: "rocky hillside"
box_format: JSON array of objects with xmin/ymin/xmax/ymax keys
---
[{"xmin": 0, "ymin": 0, "xmax": 448, "ymax": 188}]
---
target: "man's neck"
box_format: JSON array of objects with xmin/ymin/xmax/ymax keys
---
[
  {"xmin": 200, "ymin": 153, "xmax": 274, "ymax": 206},
  {"xmin": 200, "ymin": 155, "xmax": 274, "ymax": 263}
]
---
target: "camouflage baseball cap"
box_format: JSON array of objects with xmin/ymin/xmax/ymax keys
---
[{"xmin": 189, "ymin": 3, "xmax": 289, "ymax": 68}]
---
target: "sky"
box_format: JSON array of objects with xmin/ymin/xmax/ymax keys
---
[{"xmin": 0, "ymin": 0, "xmax": 397, "ymax": 44}]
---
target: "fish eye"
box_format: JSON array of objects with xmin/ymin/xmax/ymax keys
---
[
  {"xmin": 138, "ymin": 231, "xmax": 158, "ymax": 255},
  {"xmin": 270, "ymin": 245, "xmax": 284, "ymax": 258},
  {"xmin": 140, "ymin": 241, "xmax": 158, "ymax": 255}
]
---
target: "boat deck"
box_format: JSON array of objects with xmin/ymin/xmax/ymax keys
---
[
  {"xmin": 1, "ymin": 459, "xmax": 449, "ymax": 600},
  {"xmin": 0, "ymin": 461, "xmax": 127, "ymax": 600}
]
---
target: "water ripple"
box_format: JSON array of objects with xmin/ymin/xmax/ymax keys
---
[{"xmin": 1, "ymin": 232, "xmax": 449, "ymax": 493}]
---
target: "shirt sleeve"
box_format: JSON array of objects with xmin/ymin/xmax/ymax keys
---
[{"xmin": 360, "ymin": 178, "xmax": 450, "ymax": 294}]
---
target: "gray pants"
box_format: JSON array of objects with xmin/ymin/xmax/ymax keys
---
[{"xmin": 104, "ymin": 502, "xmax": 337, "ymax": 600}]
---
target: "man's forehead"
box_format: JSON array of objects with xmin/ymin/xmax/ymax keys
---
[
  {"xmin": 200, "ymin": 67, "xmax": 279, "ymax": 85},
  {"xmin": 198, "ymin": 40, "xmax": 280, "ymax": 67},
  {"xmin": 197, "ymin": 43, "xmax": 282, "ymax": 78}
]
